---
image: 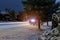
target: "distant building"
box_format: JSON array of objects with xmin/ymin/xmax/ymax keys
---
[
  {"xmin": 17, "ymin": 12, "xmax": 24, "ymax": 21},
  {"xmin": 0, "ymin": 11, "xmax": 8, "ymax": 14},
  {"xmin": 0, "ymin": 10, "xmax": 24, "ymax": 21},
  {"xmin": 0, "ymin": 11, "xmax": 11, "ymax": 21}
]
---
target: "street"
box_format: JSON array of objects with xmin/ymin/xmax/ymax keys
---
[
  {"xmin": 0, "ymin": 22, "xmax": 30, "ymax": 29},
  {"xmin": 0, "ymin": 22, "xmax": 41, "ymax": 40}
]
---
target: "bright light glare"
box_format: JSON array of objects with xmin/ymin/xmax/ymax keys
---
[{"xmin": 30, "ymin": 19, "xmax": 36, "ymax": 23}]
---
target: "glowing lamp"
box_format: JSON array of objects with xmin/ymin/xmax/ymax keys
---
[{"xmin": 30, "ymin": 18, "xmax": 36, "ymax": 23}]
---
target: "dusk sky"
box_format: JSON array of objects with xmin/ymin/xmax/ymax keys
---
[
  {"xmin": 0, "ymin": 0, "xmax": 23, "ymax": 12},
  {"xmin": 0, "ymin": 0, "xmax": 60, "ymax": 12}
]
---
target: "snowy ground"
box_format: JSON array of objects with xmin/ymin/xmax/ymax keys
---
[
  {"xmin": 0, "ymin": 22, "xmax": 52, "ymax": 40},
  {"xmin": 0, "ymin": 26, "xmax": 39, "ymax": 40},
  {"xmin": 0, "ymin": 22, "xmax": 60, "ymax": 40},
  {"xmin": 0, "ymin": 22, "xmax": 42, "ymax": 40}
]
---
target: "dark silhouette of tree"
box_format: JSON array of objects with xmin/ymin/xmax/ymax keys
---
[
  {"xmin": 51, "ymin": 2, "xmax": 60, "ymax": 29},
  {"xmin": 9, "ymin": 10, "xmax": 17, "ymax": 21},
  {"xmin": 55, "ymin": 2, "xmax": 60, "ymax": 13},
  {"xmin": 22, "ymin": 0, "xmax": 56, "ymax": 29},
  {"xmin": 5, "ymin": 8, "xmax": 17, "ymax": 21},
  {"xmin": 0, "ymin": 10, "xmax": 3, "ymax": 20}
]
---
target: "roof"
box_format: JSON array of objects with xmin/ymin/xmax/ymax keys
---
[{"xmin": 0, "ymin": 11, "xmax": 8, "ymax": 14}]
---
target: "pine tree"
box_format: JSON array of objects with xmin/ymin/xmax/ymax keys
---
[{"xmin": 22, "ymin": 0, "xmax": 56, "ymax": 29}]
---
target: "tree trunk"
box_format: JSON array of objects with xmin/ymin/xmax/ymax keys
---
[
  {"xmin": 38, "ymin": 19, "xmax": 40, "ymax": 30},
  {"xmin": 47, "ymin": 21, "xmax": 48, "ymax": 26}
]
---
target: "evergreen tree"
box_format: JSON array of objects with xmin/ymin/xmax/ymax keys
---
[
  {"xmin": 22, "ymin": 0, "xmax": 56, "ymax": 29},
  {"xmin": 5, "ymin": 8, "xmax": 17, "ymax": 21},
  {"xmin": 9, "ymin": 10, "xmax": 17, "ymax": 21}
]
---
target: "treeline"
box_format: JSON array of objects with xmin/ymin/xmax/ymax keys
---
[{"xmin": 0, "ymin": 8, "xmax": 24, "ymax": 21}]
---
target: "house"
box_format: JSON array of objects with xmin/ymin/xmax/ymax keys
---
[
  {"xmin": 0, "ymin": 10, "xmax": 24, "ymax": 21},
  {"xmin": 17, "ymin": 12, "xmax": 24, "ymax": 21},
  {"xmin": 0, "ymin": 11, "xmax": 11, "ymax": 21}
]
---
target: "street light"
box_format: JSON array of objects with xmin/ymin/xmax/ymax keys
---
[
  {"xmin": 30, "ymin": 18, "xmax": 36, "ymax": 23},
  {"xmin": 29, "ymin": 18, "xmax": 36, "ymax": 25}
]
